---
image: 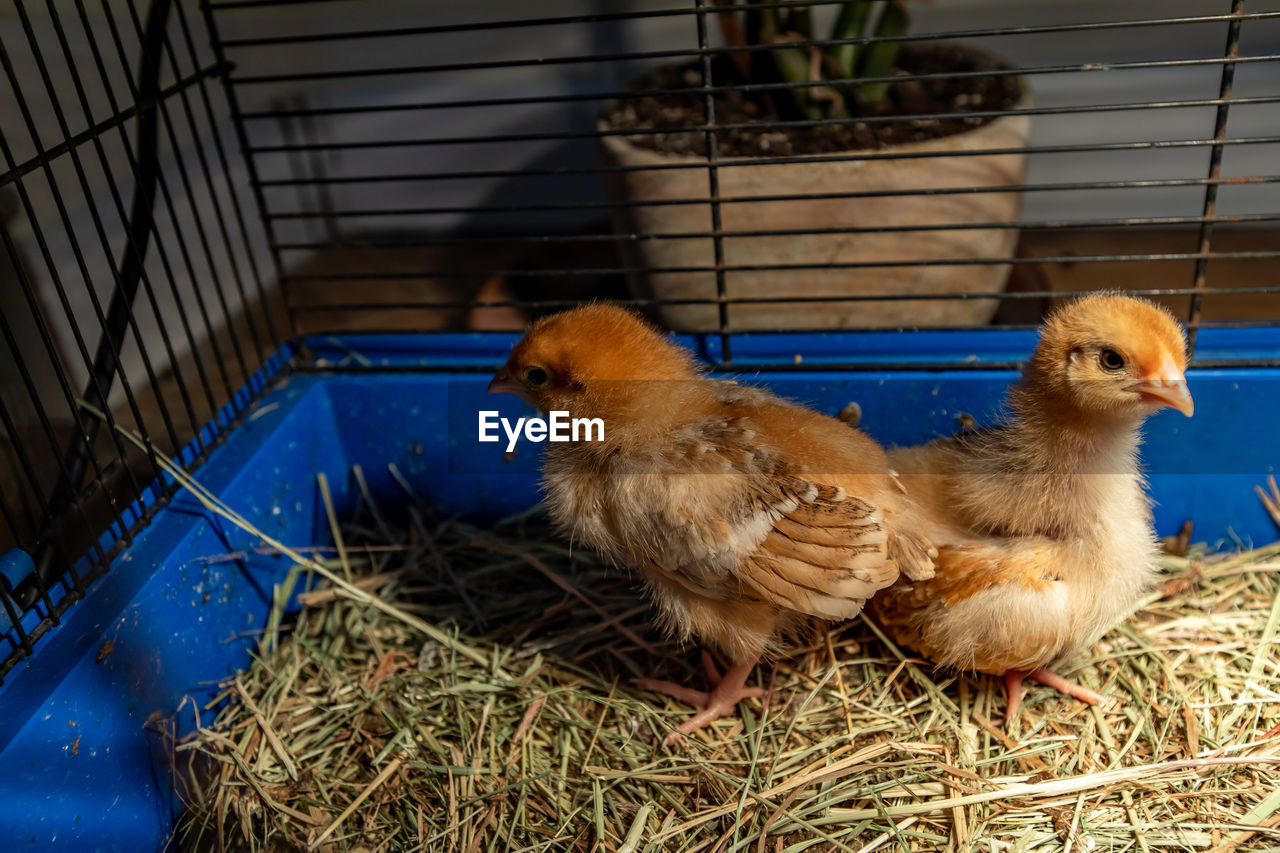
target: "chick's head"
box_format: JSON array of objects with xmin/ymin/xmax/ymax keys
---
[
  {"xmin": 1028, "ymin": 294, "xmax": 1194, "ymax": 420},
  {"xmin": 488, "ymin": 303, "xmax": 699, "ymax": 416}
]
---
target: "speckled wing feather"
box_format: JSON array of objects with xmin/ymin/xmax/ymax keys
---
[{"xmin": 627, "ymin": 415, "xmax": 928, "ymax": 622}]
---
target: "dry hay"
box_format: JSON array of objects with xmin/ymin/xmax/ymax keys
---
[{"xmin": 174, "ymin": 470, "xmax": 1280, "ymax": 852}]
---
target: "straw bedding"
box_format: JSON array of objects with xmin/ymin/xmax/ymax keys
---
[{"xmin": 174, "ymin": 469, "xmax": 1280, "ymax": 852}]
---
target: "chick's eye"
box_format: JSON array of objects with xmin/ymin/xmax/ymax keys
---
[
  {"xmin": 1099, "ymin": 349, "xmax": 1126, "ymax": 371},
  {"xmin": 524, "ymin": 366, "xmax": 550, "ymax": 387}
]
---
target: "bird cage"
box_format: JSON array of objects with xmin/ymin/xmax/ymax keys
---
[{"xmin": 0, "ymin": 0, "xmax": 1277, "ymax": 847}]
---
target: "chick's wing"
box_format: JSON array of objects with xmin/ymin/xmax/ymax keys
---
[{"xmin": 631, "ymin": 414, "xmax": 922, "ymax": 622}]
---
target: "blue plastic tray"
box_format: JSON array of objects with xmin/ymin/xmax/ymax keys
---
[{"xmin": 1, "ymin": 330, "xmax": 1277, "ymax": 849}]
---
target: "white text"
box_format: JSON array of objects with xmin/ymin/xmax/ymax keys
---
[{"xmin": 478, "ymin": 411, "xmax": 604, "ymax": 452}]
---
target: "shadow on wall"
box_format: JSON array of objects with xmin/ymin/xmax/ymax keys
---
[
  {"xmin": 270, "ymin": 0, "xmax": 640, "ymax": 335},
  {"xmin": 281, "ymin": 138, "xmax": 631, "ymax": 336}
]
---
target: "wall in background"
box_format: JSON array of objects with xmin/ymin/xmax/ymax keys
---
[{"xmin": 0, "ymin": 0, "xmax": 1276, "ymax": 427}]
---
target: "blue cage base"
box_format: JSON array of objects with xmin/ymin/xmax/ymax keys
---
[{"xmin": 1, "ymin": 330, "xmax": 1276, "ymax": 849}]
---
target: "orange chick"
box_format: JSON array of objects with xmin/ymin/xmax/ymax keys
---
[
  {"xmin": 489, "ymin": 304, "xmax": 935, "ymax": 742},
  {"xmin": 871, "ymin": 293, "xmax": 1194, "ymax": 723}
]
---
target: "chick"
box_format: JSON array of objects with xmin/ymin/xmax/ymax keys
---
[
  {"xmin": 870, "ymin": 294, "xmax": 1194, "ymax": 723},
  {"xmin": 489, "ymin": 304, "xmax": 935, "ymax": 742}
]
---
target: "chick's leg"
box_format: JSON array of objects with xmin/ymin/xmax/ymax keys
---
[
  {"xmin": 636, "ymin": 650, "xmax": 765, "ymax": 745},
  {"xmin": 1003, "ymin": 666, "xmax": 1102, "ymax": 724}
]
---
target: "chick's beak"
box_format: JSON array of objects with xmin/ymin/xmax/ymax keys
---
[
  {"xmin": 487, "ymin": 368, "xmax": 520, "ymax": 396},
  {"xmin": 1127, "ymin": 355, "xmax": 1194, "ymax": 417}
]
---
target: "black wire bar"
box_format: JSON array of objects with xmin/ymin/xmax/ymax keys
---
[
  {"xmin": 291, "ymin": 317, "xmax": 1280, "ymax": 337},
  {"xmin": 234, "ymin": 55, "xmax": 1280, "ymax": 122},
  {"xmin": 287, "ymin": 282, "xmax": 1280, "ymax": 315},
  {"xmin": 270, "ymin": 213, "xmax": 1280, "ymax": 254},
  {"xmin": 220, "ymin": 11, "xmax": 1280, "ymax": 85},
  {"xmin": 252, "ymin": 136, "xmax": 1280, "ymax": 188},
  {"xmin": 258, "ymin": 175, "xmax": 1280, "ymax": 221},
  {"xmin": 298, "ymin": 353, "xmax": 1280, "ymax": 376},
  {"xmin": 281, "ymin": 253, "xmax": 1280, "ymax": 286},
  {"xmin": 212, "ymin": 3, "xmax": 1266, "ymax": 42},
  {"xmin": 694, "ymin": 0, "xmax": 730, "ymax": 358},
  {"xmin": 240, "ymin": 96, "xmax": 1280, "ymax": 155},
  {"xmin": 1187, "ymin": 0, "xmax": 1247, "ymax": 355}
]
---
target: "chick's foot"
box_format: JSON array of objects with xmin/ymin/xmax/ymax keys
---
[
  {"xmin": 1003, "ymin": 666, "xmax": 1103, "ymax": 725},
  {"xmin": 636, "ymin": 651, "xmax": 765, "ymax": 745}
]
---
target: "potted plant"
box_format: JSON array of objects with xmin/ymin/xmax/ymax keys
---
[{"xmin": 598, "ymin": 1, "xmax": 1031, "ymax": 330}]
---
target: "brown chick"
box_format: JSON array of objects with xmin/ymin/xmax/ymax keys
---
[
  {"xmin": 871, "ymin": 293, "xmax": 1194, "ymax": 723},
  {"xmin": 489, "ymin": 304, "xmax": 935, "ymax": 743}
]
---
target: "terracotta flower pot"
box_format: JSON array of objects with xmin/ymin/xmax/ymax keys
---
[{"xmin": 598, "ymin": 44, "xmax": 1031, "ymax": 330}]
